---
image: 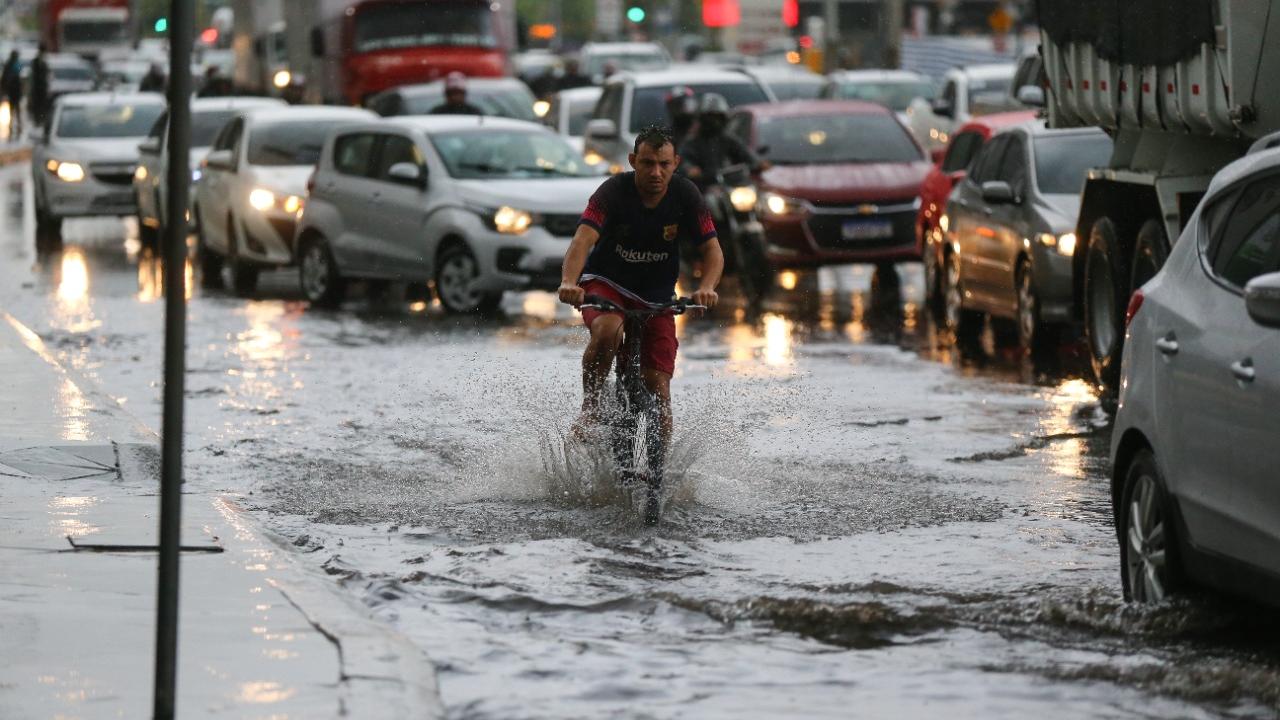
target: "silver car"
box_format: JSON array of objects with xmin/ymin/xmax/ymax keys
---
[
  {"xmin": 1112, "ymin": 141, "xmax": 1280, "ymax": 606},
  {"xmin": 295, "ymin": 116, "xmax": 605, "ymax": 312},
  {"xmin": 31, "ymin": 92, "xmax": 165, "ymax": 247}
]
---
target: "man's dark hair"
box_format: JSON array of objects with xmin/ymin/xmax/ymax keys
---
[{"xmin": 633, "ymin": 124, "xmax": 674, "ymax": 154}]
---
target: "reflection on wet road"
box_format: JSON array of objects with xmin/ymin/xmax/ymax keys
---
[{"xmin": 0, "ymin": 163, "xmax": 1276, "ymax": 719}]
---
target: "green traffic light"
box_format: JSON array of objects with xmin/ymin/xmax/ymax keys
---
[
  {"xmin": 626, "ymin": 6, "xmax": 645, "ymax": 22},
  {"xmin": 154, "ymin": 17, "xmax": 168, "ymax": 33}
]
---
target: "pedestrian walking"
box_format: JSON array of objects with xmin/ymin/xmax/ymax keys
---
[
  {"xmin": 29, "ymin": 44, "xmax": 49, "ymax": 129},
  {"xmin": 1, "ymin": 50, "xmax": 23, "ymax": 141},
  {"xmin": 139, "ymin": 63, "xmax": 166, "ymax": 93}
]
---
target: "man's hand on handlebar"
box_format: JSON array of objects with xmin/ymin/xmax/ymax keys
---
[
  {"xmin": 691, "ymin": 288, "xmax": 718, "ymax": 311},
  {"xmin": 686, "ymin": 166, "xmax": 703, "ymax": 179},
  {"xmin": 558, "ymin": 283, "xmax": 585, "ymax": 306}
]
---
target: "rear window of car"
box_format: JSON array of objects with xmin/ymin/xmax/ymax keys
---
[
  {"xmin": 401, "ymin": 88, "xmax": 537, "ymax": 121},
  {"xmin": 52, "ymin": 65, "xmax": 94, "ymax": 81},
  {"xmin": 56, "ymin": 103, "xmax": 164, "ymax": 138},
  {"xmin": 832, "ymin": 80, "xmax": 936, "ymax": 111},
  {"xmin": 630, "ymin": 82, "xmax": 768, "ymax": 131},
  {"xmin": 247, "ymin": 119, "xmax": 353, "ymax": 166},
  {"xmin": 758, "ymin": 113, "xmax": 923, "ymax": 165},
  {"xmin": 1033, "ymin": 133, "xmax": 1113, "ymax": 195}
]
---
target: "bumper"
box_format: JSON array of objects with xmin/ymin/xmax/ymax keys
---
[
  {"xmin": 468, "ymin": 225, "xmax": 572, "ymax": 294},
  {"xmin": 42, "ymin": 174, "xmax": 137, "ymax": 218},
  {"xmin": 763, "ymin": 202, "xmax": 921, "ymax": 268},
  {"xmin": 235, "ymin": 208, "xmax": 298, "ymax": 267}
]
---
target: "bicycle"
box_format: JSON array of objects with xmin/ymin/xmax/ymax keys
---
[{"xmin": 579, "ymin": 294, "xmax": 704, "ymax": 526}]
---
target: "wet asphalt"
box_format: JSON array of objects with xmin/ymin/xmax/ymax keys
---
[{"xmin": 1, "ymin": 163, "xmax": 1276, "ymax": 719}]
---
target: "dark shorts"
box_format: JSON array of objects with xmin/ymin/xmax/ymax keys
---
[{"xmin": 579, "ymin": 279, "xmax": 678, "ymax": 377}]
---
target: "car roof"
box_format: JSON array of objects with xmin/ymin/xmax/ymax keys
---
[
  {"xmin": 954, "ymin": 109, "xmax": 1038, "ymax": 135},
  {"xmin": 948, "ymin": 63, "xmax": 1016, "ymax": 80},
  {"xmin": 48, "ymin": 54, "xmax": 94, "ymax": 67},
  {"xmin": 613, "ymin": 68, "xmax": 763, "ymax": 87},
  {"xmin": 240, "ymin": 106, "xmax": 375, "ymax": 124},
  {"xmin": 391, "ymin": 77, "xmax": 527, "ymax": 97},
  {"xmin": 581, "ymin": 42, "xmax": 665, "ymax": 53},
  {"xmin": 1208, "ymin": 143, "xmax": 1280, "ymax": 198},
  {"xmin": 733, "ymin": 65, "xmax": 824, "ymax": 81},
  {"xmin": 56, "ymin": 92, "xmax": 165, "ymax": 107},
  {"xmin": 828, "ymin": 69, "xmax": 928, "ymax": 83},
  {"xmin": 738, "ymin": 99, "xmax": 893, "ymax": 118},
  {"xmin": 1003, "ymin": 118, "xmax": 1108, "ymax": 138},
  {"xmin": 191, "ymin": 96, "xmax": 287, "ymax": 112},
  {"xmin": 386, "ymin": 115, "xmax": 550, "ymax": 133},
  {"xmin": 556, "ymin": 86, "xmax": 603, "ymax": 102}
]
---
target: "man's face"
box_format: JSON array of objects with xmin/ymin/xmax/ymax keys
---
[
  {"xmin": 445, "ymin": 88, "xmax": 465, "ymax": 104},
  {"xmin": 629, "ymin": 142, "xmax": 678, "ymax": 196}
]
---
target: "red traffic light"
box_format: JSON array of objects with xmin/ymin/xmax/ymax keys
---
[{"xmin": 200, "ymin": 27, "xmax": 219, "ymax": 44}]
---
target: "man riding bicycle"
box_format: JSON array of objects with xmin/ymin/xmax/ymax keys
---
[{"xmin": 559, "ymin": 125, "xmax": 725, "ymax": 451}]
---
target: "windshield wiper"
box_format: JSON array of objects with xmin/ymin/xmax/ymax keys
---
[
  {"xmin": 457, "ymin": 161, "xmax": 506, "ymax": 173},
  {"xmin": 512, "ymin": 165, "xmax": 572, "ymax": 176}
]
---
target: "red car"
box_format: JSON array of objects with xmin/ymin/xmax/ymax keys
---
[
  {"xmin": 917, "ymin": 110, "xmax": 1036, "ymax": 317},
  {"xmin": 727, "ymin": 100, "xmax": 932, "ymax": 269}
]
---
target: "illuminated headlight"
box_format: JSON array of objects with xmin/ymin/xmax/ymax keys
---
[
  {"xmin": 939, "ymin": 214, "xmax": 950, "ymax": 233},
  {"xmin": 729, "ymin": 186, "xmax": 757, "ymax": 212},
  {"xmin": 191, "ymin": 168, "xmax": 202, "ymax": 183},
  {"xmin": 762, "ymin": 192, "xmax": 803, "ymax": 216},
  {"xmin": 494, "ymin": 205, "xmax": 533, "ymax": 234},
  {"xmin": 1038, "ymin": 231, "xmax": 1076, "ymax": 256},
  {"xmin": 583, "ymin": 150, "xmax": 605, "ymax": 166},
  {"xmin": 273, "ymin": 70, "xmax": 291, "ymax": 89},
  {"xmin": 607, "ymin": 163, "xmax": 623, "ymax": 175},
  {"xmin": 533, "ymin": 100, "xmax": 551, "ymax": 118},
  {"xmin": 47, "ymin": 160, "xmax": 86, "ymax": 182},
  {"xmin": 282, "ymin": 195, "xmax": 303, "ymax": 214},
  {"xmin": 134, "ymin": 165, "xmax": 148, "ymax": 181},
  {"xmin": 249, "ymin": 188, "xmax": 276, "ymax": 212}
]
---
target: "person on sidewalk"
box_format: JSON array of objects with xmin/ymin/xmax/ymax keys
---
[
  {"xmin": 139, "ymin": 62, "xmax": 166, "ymax": 94},
  {"xmin": 429, "ymin": 72, "xmax": 483, "ymax": 116},
  {"xmin": 29, "ymin": 44, "xmax": 49, "ymax": 130},
  {"xmin": 1, "ymin": 51, "xmax": 23, "ymax": 141}
]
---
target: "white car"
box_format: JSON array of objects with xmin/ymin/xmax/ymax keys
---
[
  {"xmin": 578, "ymin": 42, "xmax": 671, "ymax": 83},
  {"xmin": 1112, "ymin": 140, "xmax": 1280, "ymax": 607},
  {"xmin": 134, "ymin": 96, "xmax": 285, "ymax": 247},
  {"xmin": 543, "ymin": 85, "xmax": 602, "ymax": 155},
  {"xmin": 905, "ymin": 64, "xmax": 1022, "ymax": 156},
  {"xmin": 97, "ymin": 60, "xmax": 151, "ymax": 92},
  {"xmin": 31, "ymin": 92, "xmax": 165, "ymax": 247},
  {"xmin": 295, "ymin": 116, "xmax": 605, "ymax": 312},
  {"xmin": 822, "ymin": 69, "xmax": 936, "ymax": 124},
  {"xmin": 192, "ymin": 105, "xmax": 375, "ymax": 295}
]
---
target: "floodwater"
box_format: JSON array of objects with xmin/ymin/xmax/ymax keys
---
[{"xmin": 1, "ymin": 164, "xmax": 1276, "ymax": 719}]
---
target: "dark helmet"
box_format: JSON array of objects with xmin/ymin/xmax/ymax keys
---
[
  {"xmin": 664, "ymin": 85, "xmax": 697, "ymax": 118},
  {"xmin": 698, "ymin": 92, "xmax": 730, "ymax": 118}
]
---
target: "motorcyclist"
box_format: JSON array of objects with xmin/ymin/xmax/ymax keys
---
[
  {"xmin": 664, "ymin": 86, "xmax": 698, "ymax": 147},
  {"xmin": 677, "ymin": 93, "xmax": 765, "ymax": 189}
]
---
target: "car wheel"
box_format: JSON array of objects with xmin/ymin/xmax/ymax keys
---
[
  {"xmin": 923, "ymin": 229, "xmax": 945, "ymax": 323},
  {"xmin": 298, "ymin": 234, "xmax": 346, "ymax": 307},
  {"xmin": 227, "ymin": 214, "xmax": 258, "ymax": 298},
  {"xmin": 1015, "ymin": 257, "xmax": 1052, "ymax": 355},
  {"xmin": 137, "ymin": 216, "xmax": 159, "ymax": 250},
  {"xmin": 1084, "ymin": 217, "xmax": 1129, "ymax": 400},
  {"xmin": 1130, "ymin": 220, "xmax": 1168, "ymax": 295},
  {"xmin": 194, "ymin": 209, "xmax": 223, "ymax": 289},
  {"xmin": 943, "ymin": 250, "xmax": 980, "ymax": 345},
  {"xmin": 436, "ymin": 243, "xmax": 500, "ymax": 314},
  {"xmin": 1118, "ymin": 448, "xmax": 1182, "ymax": 603},
  {"xmin": 35, "ymin": 206, "xmax": 62, "ymax": 253}
]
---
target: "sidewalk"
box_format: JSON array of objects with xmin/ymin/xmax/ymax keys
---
[{"xmin": 0, "ymin": 312, "xmax": 444, "ymax": 718}]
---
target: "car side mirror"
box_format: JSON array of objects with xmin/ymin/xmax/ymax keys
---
[
  {"xmin": 1017, "ymin": 85, "xmax": 1046, "ymax": 108},
  {"xmin": 138, "ymin": 137, "xmax": 160, "ymax": 155},
  {"xmin": 205, "ymin": 149, "xmax": 233, "ymax": 171},
  {"xmin": 931, "ymin": 97, "xmax": 954, "ymax": 119},
  {"xmin": 1244, "ymin": 272, "xmax": 1280, "ymax": 328},
  {"xmin": 981, "ymin": 180, "xmax": 1016, "ymax": 204},
  {"xmin": 387, "ymin": 162, "xmax": 426, "ymax": 189},
  {"xmin": 585, "ymin": 118, "xmax": 618, "ymax": 139}
]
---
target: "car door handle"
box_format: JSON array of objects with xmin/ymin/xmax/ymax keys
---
[
  {"xmin": 1230, "ymin": 358, "xmax": 1256, "ymax": 383},
  {"xmin": 1155, "ymin": 334, "xmax": 1179, "ymax": 356}
]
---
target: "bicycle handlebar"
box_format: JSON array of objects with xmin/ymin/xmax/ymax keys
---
[{"xmin": 580, "ymin": 294, "xmax": 706, "ymax": 316}]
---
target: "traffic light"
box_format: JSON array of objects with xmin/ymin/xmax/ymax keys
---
[
  {"xmin": 153, "ymin": 17, "xmax": 168, "ymax": 33},
  {"xmin": 626, "ymin": 6, "xmax": 645, "ymax": 23}
]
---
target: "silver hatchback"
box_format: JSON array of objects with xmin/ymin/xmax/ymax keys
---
[{"xmin": 1112, "ymin": 142, "xmax": 1280, "ymax": 606}]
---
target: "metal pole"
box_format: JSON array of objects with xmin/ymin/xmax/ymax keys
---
[
  {"xmin": 153, "ymin": 0, "xmax": 193, "ymax": 716},
  {"xmin": 822, "ymin": 0, "xmax": 839, "ymax": 72},
  {"xmin": 883, "ymin": 0, "xmax": 903, "ymax": 68}
]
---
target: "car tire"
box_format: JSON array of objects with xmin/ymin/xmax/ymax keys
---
[
  {"xmin": 1118, "ymin": 448, "xmax": 1183, "ymax": 603},
  {"xmin": 1130, "ymin": 220, "xmax": 1168, "ymax": 296},
  {"xmin": 298, "ymin": 234, "xmax": 346, "ymax": 307},
  {"xmin": 35, "ymin": 206, "xmax": 62, "ymax": 253},
  {"xmin": 194, "ymin": 208, "xmax": 223, "ymax": 290},
  {"xmin": 227, "ymin": 214, "xmax": 258, "ymax": 298},
  {"xmin": 1084, "ymin": 217, "xmax": 1128, "ymax": 400},
  {"xmin": 436, "ymin": 243, "xmax": 500, "ymax": 315},
  {"xmin": 943, "ymin": 250, "xmax": 980, "ymax": 346},
  {"xmin": 923, "ymin": 229, "xmax": 946, "ymax": 323},
  {"xmin": 1015, "ymin": 257, "xmax": 1054, "ymax": 356}
]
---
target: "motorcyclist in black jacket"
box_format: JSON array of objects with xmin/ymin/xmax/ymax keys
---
[{"xmin": 677, "ymin": 93, "xmax": 765, "ymax": 188}]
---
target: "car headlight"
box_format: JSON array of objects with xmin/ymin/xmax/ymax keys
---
[
  {"xmin": 583, "ymin": 150, "xmax": 605, "ymax": 166},
  {"xmin": 47, "ymin": 160, "xmax": 86, "ymax": 183},
  {"xmin": 607, "ymin": 163, "xmax": 623, "ymax": 175},
  {"xmin": 1037, "ymin": 231, "xmax": 1076, "ymax": 256},
  {"xmin": 273, "ymin": 70, "xmax": 291, "ymax": 89},
  {"xmin": 494, "ymin": 205, "xmax": 533, "ymax": 234},
  {"xmin": 191, "ymin": 168, "xmax": 202, "ymax": 183},
  {"xmin": 761, "ymin": 192, "xmax": 804, "ymax": 216},
  {"xmin": 533, "ymin": 100, "xmax": 551, "ymax": 118},
  {"xmin": 729, "ymin": 186, "xmax": 757, "ymax": 213},
  {"xmin": 249, "ymin": 188, "xmax": 276, "ymax": 212},
  {"xmin": 134, "ymin": 165, "xmax": 147, "ymax": 181}
]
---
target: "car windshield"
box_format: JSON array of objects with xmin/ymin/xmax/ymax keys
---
[
  {"xmin": 52, "ymin": 64, "xmax": 94, "ymax": 81},
  {"xmin": 353, "ymin": 2, "xmax": 497, "ymax": 53},
  {"xmin": 62, "ymin": 20, "xmax": 127, "ymax": 44},
  {"xmin": 759, "ymin": 113, "xmax": 923, "ymax": 165},
  {"xmin": 403, "ymin": 87, "xmax": 537, "ymax": 121},
  {"xmin": 567, "ymin": 97, "xmax": 597, "ymax": 135},
  {"xmin": 582, "ymin": 51, "xmax": 668, "ymax": 77},
  {"xmin": 56, "ymin": 103, "xmax": 164, "ymax": 138},
  {"xmin": 633, "ymin": 82, "xmax": 768, "ymax": 130},
  {"xmin": 967, "ymin": 76, "xmax": 1020, "ymax": 115},
  {"xmin": 431, "ymin": 130, "xmax": 600, "ymax": 179},
  {"xmin": 834, "ymin": 80, "xmax": 936, "ymax": 111},
  {"xmin": 247, "ymin": 119, "xmax": 353, "ymax": 166},
  {"xmin": 1034, "ymin": 133, "xmax": 1114, "ymax": 195}
]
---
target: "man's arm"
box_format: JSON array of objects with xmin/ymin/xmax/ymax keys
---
[
  {"xmin": 558, "ymin": 224, "xmax": 600, "ymax": 306},
  {"xmin": 693, "ymin": 238, "xmax": 723, "ymax": 309}
]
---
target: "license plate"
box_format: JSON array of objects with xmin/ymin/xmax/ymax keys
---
[{"xmin": 841, "ymin": 219, "xmax": 894, "ymax": 241}]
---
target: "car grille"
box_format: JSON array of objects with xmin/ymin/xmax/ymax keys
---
[
  {"xmin": 90, "ymin": 162, "xmax": 137, "ymax": 186},
  {"xmin": 805, "ymin": 208, "xmax": 916, "ymax": 251},
  {"xmin": 542, "ymin": 213, "xmax": 580, "ymax": 238}
]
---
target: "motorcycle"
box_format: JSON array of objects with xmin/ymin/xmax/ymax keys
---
[{"xmin": 698, "ymin": 164, "xmax": 773, "ymax": 311}]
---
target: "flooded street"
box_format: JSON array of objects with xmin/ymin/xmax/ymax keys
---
[{"xmin": 1, "ymin": 162, "xmax": 1276, "ymax": 719}]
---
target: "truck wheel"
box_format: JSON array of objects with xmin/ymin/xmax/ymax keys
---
[
  {"xmin": 1118, "ymin": 448, "xmax": 1183, "ymax": 603},
  {"xmin": 1130, "ymin": 220, "xmax": 1168, "ymax": 294},
  {"xmin": 1084, "ymin": 218, "xmax": 1128, "ymax": 400}
]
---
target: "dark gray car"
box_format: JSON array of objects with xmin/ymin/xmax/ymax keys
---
[{"xmin": 941, "ymin": 121, "xmax": 1112, "ymax": 353}]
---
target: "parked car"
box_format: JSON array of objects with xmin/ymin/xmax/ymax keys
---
[
  {"xmin": 730, "ymin": 65, "xmax": 825, "ymax": 101},
  {"xmin": 543, "ymin": 85, "xmax": 602, "ymax": 155},
  {"xmin": 583, "ymin": 68, "xmax": 771, "ymax": 175},
  {"xmin": 31, "ymin": 92, "xmax": 165, "ymax": 248},
  {"xmin": 578, "ymin": 42, "xmax": 671, "ymax": 83},
  {"xmin": 822, "ymin": 69, "xmax": 936, "ymax": 125},
  {"xmin": 917, "ymin": 110, "xmax": 1037, "ymax": 319},
  {"xmin": 295, "ymin": 116, "xmax": 605, "ymax": 313},
  {"xmin": 725, "ymin": 100, "xmax": 931, "ymax": 270},
  {"xmin": 1112, "ymin": 142, "xmax": 1280, "ymax": 608},
  {"xmin": 192, "ymin": 105, "xmax": 376, "ymax": 295},
  {"xmin": 940, "ymin": 121, "xmax": 1113, "ymax": 352},
  {"xmin": 366, "ymin": 77, "xmax": 538, "ymax": 122},
  {"xmin": 905, "ymin": 64, "xmax": 1021, "ymax": 155},
  {"xmin": 134, "ymin": 96, "xmax": 285, "ymax": 247}
]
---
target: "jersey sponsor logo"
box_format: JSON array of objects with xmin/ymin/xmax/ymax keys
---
[
  {"xmin": 615, "ymin": 245, "xmax": 670, "ymax": 263},
  {"xmin": 663, "ymin": 224, "xmax": 678, "ymax": 241}
]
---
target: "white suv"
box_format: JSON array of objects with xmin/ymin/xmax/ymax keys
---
[{"xmin": 295, "ymin": 116, "xmax": 605, "ymax": 313}]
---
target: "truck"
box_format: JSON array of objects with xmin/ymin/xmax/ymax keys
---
[
  {"xmin": 280, "ymin": 0, "xmax": 515, "ymax": 106},
  {"xmin": 230, "ymin": 0, "xmax": 290, "ymax": 96},
  {"xmin": 1037, "ymin": 0, "xmax": 1280, "ymax": 398},
  {"xmin": 40, "ymin": 0, "xmax": 132, "ymax": 58}
]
